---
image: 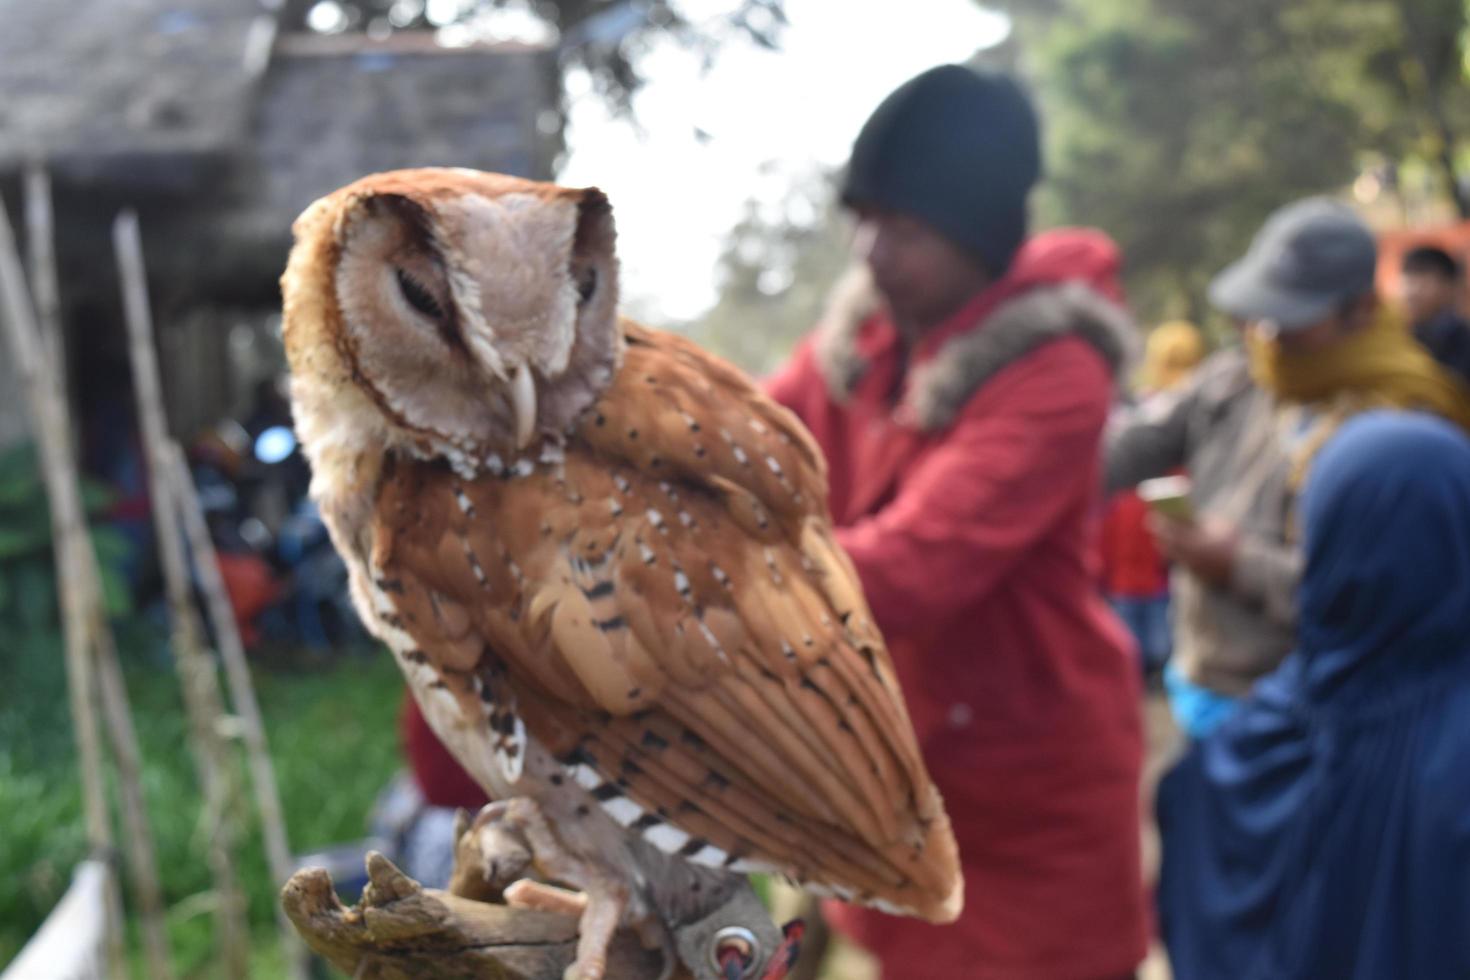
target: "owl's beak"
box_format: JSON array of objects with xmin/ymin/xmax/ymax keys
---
[{"xmin": 509, "ymin": 363, "xmax": 537, "ymax": 450}]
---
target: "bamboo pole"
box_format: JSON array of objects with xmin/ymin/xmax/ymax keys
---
[
  {"xmin": 20, "ymin": 166, "xmax": 180, "ymax": 980},
  {"xmin": 22, "ymin": 165, "xmax": 66, "ymax": 395},
  {"xmin": 167, "ymin": 443, "xmax": 311, "ymax": 980},
  {"xmin": 114, "ymin": 209, "xmax": 250, "ymax": 980},
  {"xmin": 0, "ymin": 181, "xmax": 126, "ymax": 980},
  {"xmin": 89, "ymin": 617, "xmax": 177, "ymax": 980}
]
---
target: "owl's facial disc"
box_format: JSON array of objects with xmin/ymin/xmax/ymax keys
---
[
  {"xmin": 427, "ymin": 187, "xmax": 620, "ymax": 450},
  {"xmin": 333, "ymin": 184, "xmax": 620, "ymax": 460},
  {"xmin": 386, "ymin": 254, "xmax": 544, "ymax": 448}
]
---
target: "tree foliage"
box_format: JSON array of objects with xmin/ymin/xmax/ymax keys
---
[
  {"xmin": 0, "ymin": 443, "xmax": 133, "ymax": 637},
  {"xmin": 698, "ymin": 1, "xmax": 1470, "ymax": 351},
  {"xmin": 688, "ymin": 171, "xmax": 854, "ymax": 375},
  {"xmin": 281, "ymin": 0, "xmax": 787, "ymax": 113},
  {"xmin": 994, "ymin": 0, "xmax": 1470, "ymax": 322}
]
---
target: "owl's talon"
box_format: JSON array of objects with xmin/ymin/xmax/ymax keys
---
[
  {"xmin": 635, "ymin": 915, "xmax": 679, "ymax": 980},
  {"xmin": 562, "ymin": 953, "xmax": 606, "ymax": 980},
  {"xmin": 634, "ymin": 914, "xmax": 671, "ymax": 951},
  {"xmin": 448, "ymin": 801, "xmax": 532, "ymax": 900}
]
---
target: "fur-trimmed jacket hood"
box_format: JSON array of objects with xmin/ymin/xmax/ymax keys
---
[{"xmin": 809, "ymin": 232, "xmax": 1137, "ymax": 432}]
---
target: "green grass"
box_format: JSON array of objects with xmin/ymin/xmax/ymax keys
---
[{"xmin": 0, "ymin": 626, "xmax": 406, "ymax": 977}]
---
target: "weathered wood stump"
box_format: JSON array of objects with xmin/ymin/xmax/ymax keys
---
[{"xmin": 281, "ymin": 852, "xmax": 680, "ymax": 979}]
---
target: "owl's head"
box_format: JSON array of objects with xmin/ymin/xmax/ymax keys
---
[{"xmin": 281, "ymin": 169, "xmax": 621, "ymax": 467}]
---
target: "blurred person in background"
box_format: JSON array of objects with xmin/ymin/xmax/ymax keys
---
[
  {"xmin": 768, "ymin": 64, "xmax": 1148, "ymax": 980},
  {"xmin": 1158, "ymin": 411, "xmax": 1470, "ymax": 980},
  {"xmin": 1401, "ymin": 244, "xmax": 1470, "ymax": 386},
  {"xmin": 1137, "ymin": 320, "xmax": 1208, "ymax": 396},
  {"xmin": 1109, "ymin": 198, "xmax": 1470, "ymax": 740},
  {"xmin": 1100, "ymin": 321, "xmax": 1206, "ymax": 679}
]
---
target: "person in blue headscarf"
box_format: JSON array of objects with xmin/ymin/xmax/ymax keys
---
[{"xmin": 1157, "ymin": 410, "xmax": 1470, "ymax": 980}]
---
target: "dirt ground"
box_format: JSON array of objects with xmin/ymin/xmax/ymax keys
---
[{"xmin": 777, "ymin": 693, "xmax": 1183, "ymax": 980}]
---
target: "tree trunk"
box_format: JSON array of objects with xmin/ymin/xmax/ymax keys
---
[{"xmin": 1397, "ymin": 0, "xmax": 1469, "ymax": 218}]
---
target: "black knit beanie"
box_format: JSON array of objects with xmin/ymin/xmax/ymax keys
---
[{"xmin": 842, "ymin": 64, "xmax": 1042, "ymax": 274}]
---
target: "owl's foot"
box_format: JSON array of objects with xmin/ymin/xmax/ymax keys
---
[
  {"xmin": 451, "ymin": 798, "xmax": 633, "ymax": 980},
  {"xmin": 560, "ymin": 878, "xmax": 627, "ymax": 980},
  {"xmin": 507, "ymin": 881, "xmax": 675, "ymax": 980},
  {"xmin": 502, "ymin": 874, "xmax": 626, "ymax": 980}
]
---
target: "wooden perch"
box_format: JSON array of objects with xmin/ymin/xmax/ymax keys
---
[{"xmin": 282, "ymin": 853, "xmax": 678, "ymax": 980}]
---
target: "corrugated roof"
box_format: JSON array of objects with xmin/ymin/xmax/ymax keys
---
[
  {"xmin": 0, "ymin": 5, "xmax": 562, "ymax": 310},
  {"xmin": 0, "ymin": 1, "xmax": 561, "ymax": 191},
  {"xmin": 0, "ymin": 0, "xmax": 273, "ymax": 175}
]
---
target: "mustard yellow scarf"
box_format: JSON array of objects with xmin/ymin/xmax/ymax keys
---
[
  {"xmin": 1247, "ymin": 308, "xmax": 1470, "ymax": 485},
  {"xmin": 1249, "ymin": 308, "xmax": 1470, "ymax": 428}
]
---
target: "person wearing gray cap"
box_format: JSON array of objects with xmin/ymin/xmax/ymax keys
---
[
  {"xmin": 1210, "ymin": 198, "xmax": 1380, "ymax": 346},
  {"xmin": 1108, "ymin": 197, "xmax": 1470, "ymax": 739}
]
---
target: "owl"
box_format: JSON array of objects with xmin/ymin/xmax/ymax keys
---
[{"xmin": 281, "ymin": 169, "xmax": 961, "ymax": 980}]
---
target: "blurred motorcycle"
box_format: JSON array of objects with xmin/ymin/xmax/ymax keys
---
[{"xmin": 188, "ymin": 416, "xmax": 363, "ymax": 652}]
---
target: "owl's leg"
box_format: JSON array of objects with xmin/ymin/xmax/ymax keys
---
[
  {"xmin": 506, "ymin": 884, "xmax": 673, "ymax": 980},
  {"xmin": 459, "ymin": 797, "xmax": 632, "ymax": 980},
  {"xmin": 502, "ymin": 798, "xmax": 629, "ymax": 980},
  {"xmin": 502, "ymin": 880, "xmax": 633, "ymax": 980},
  {"xmin": 563, "ymin": 879, "xmax": 628, "ymax": 980}
]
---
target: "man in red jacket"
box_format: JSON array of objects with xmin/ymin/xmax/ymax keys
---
[{"xmin": 767, "ymin": 65, "xmax": 1148, "ymax": 980}]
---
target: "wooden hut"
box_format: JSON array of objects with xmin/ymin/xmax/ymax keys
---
[{"xmin": 1, "ymin": 0, "xmax": 561, "ymax": 446}]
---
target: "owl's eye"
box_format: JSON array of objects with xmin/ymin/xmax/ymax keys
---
[
  {"xmin": 395, "ymin": 267, "xmax": 445, "ymax": 321},
  {"xmin": 576, "ymin": 265, "xmax": 598, "ymax": 305}
]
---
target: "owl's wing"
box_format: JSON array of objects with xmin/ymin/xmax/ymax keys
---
[{"xmin": 372, "ymin": 324, "xmax": 961, "ymax": 922}]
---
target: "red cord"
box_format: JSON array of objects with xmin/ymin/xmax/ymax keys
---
[{"xmin": 757, "ymin": 920, "xmax": 805, "ymax": 980}]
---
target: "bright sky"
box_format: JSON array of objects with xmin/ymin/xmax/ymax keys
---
[{"xmin": 557, "ymin": 0, "xmax": 1011, "ymax": 323}]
